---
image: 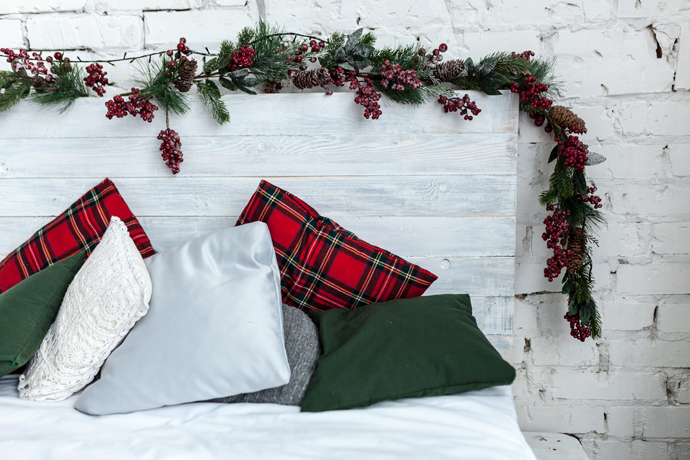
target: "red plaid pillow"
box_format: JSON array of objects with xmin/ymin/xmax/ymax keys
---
[
  {"xmin": 236, "ymin": 180, "xmax": 437, "ymax": 311},
  {"xmin": 0, "ymin": 178, "xmax": 154, "ymax": 293}
]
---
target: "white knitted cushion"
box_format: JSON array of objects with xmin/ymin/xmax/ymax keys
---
[{"xmin": 18, "ymin": 217, "xmax": 152, "ymax": 401}]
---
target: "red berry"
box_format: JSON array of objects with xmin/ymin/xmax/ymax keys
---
[
  {"xmin": 418, "ymin": 48, "xmax": 426, "ymax": 55},
  {"xmin": 310, "ymin": 40, "xmax": 316, "ymax": 46},
  {"xmin": 301, "ymin": 44, "xmax": 308, "ymax": 52},
  {"xmin": 439, "ymin": 43, "xmax": 448, "ymax": 52},
  {"xmin": 432, "ymin": 49, "xmax": 440, "ymax": 56},
  {"xmin": 318, "ymin": 41, "xmax": 325, "ymax": 47},
  {"xmin": 295, "ymin": 55, "xmax": 303, "ymax": 63},
  {"xmin": 166, "ymin": 50, "xmax": 173, "ymax": 56},
  {"xmin": 179, "ymin": 37, "xmax": 186, "ymax": 44},
  {"xmin": 286, "ymin": 55, "xmax": 292, "ymax": 61},
  {"xmin": 177, "ymin": 43, "xmax": 186, "ymax": 51},
  {"xmin": 311, "ymin": 45, "xmax": 320, "ymax": 52},
  {"xmin": 54, "ymin": 52, "xmax": 63, "ymax": 60}
]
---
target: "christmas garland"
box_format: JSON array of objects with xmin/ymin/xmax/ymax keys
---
[{"xmin": 0, "ymin": 23, "xmax": 606, "ymax": 341}]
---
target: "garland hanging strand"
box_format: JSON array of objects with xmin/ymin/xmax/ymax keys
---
[{"xmin": 0, "ymin": 24, "xmax": 606, "ymax": 341}]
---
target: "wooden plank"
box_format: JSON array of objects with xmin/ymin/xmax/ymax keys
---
[
  {"xmin": 0, "ymin": 91, "xmax": 519, "ymax": 138},
  {"xmin": 483, "ymin": 296, "xmax": 514, "ymax": 336},
  {"xmin": 0, "ymin": 216, "xmax": 515, "ymax": 258},
  {"xmin": 0, "ymin": 133, "xmax": 517, "ymax": 178},
  {"xmin": 0, "ymin": 176, "xmax": 516, "ymax": 217},
  {"xmin": 487, "ymin": 336, "xmax": 514, "ymax": 362},
  {"xmin": 416, "ymin": 257, "xmax": 514, "ymax": 297}
]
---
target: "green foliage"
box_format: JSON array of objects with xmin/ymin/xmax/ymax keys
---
[
  {"xmin": 135, "ymin": 57, "xmax": 190, "ymax": 115},
  {"xmin": 0, "ymin": 77, "xmax": 31, "ymax": 113},
  {"xmin": 0, "ymin": 71, "xmax": 18, "ymax": 89},
  {"xmin": 242, "ymin": 22, "xmax": 303, "ymax": 84},
  {"xmin": 30, "ymin": 64, "xmax": 89, "ymax": 113},
  {"xmin": 375, "ymin": 86, "xmax": 426, "ymax": 105},
  {"xmin": 197, "ymin": 80, "xmax": 230, "ymax": 125},
  {"xmin": 527, "ymin": 57, "xmax": 563, "ymax": 99},
  {"xmin": 205, "ymin": 40, "xmax": 235, "ymax": 73},
  {"xmin": 370, "ymin": 44, "xmax": 423, "ymax": 71},
  {"xmin": 323, "ymin": 28, "xmax": 376, "ymax": 71}
]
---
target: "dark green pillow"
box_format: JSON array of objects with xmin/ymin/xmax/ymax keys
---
[
  {"xmin": 0, "ymin": 252, "xmax": 84, "ymax": 377},
  {"xmin": 301, "ymin": 294, "xmax": 516, "ymax": 412}
]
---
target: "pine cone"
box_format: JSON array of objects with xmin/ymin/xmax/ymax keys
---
[
  {"xmin": 174, "ymin": 58, "xmax": 198, "ymax": 93},
  {"xmin": 432, "ymin": 59, "xmax": 464, "ymax": 82},
  {"xmin": 551, "ymin": 105, "xmax": 587, "ymax": 134},
  {"xmin": 30, "ymin": 76, "xmax": 55, "ymax": 92},
  {"xmin": 566, "ymin": 227, "xmax": 587, "ymax": 275},
  {"xmin": 292, "ymin": 68, "xmax": 330, "ymax": 90}
]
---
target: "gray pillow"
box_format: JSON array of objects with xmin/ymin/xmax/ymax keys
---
[
  {"xmin": 209, "ymin": 304, "xmax": 321, "ymax": 406},
  {"xmin": 75, "ymin": 222, "xmax": 290, "ymax": 415}
]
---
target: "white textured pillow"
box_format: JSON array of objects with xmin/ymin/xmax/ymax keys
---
[{"xmin": 18, "ymin": 217, "xmax": 152, "ymax": 401}]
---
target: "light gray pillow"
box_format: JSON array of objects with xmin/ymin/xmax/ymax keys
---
[
  {"xmin": 209, "ymin": 304, "xmax": 321, "ymax": 406},
  {"xmin": 75, "ymin": 222, "xmax": 290, "ymax": 415}
]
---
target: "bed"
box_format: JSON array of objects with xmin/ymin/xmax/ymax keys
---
[{"xmin": 0, "ymin": 91, "xmax": 535, "ymax": 459}]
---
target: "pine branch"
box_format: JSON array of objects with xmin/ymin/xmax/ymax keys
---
[
  {"xmin": 197, "ymin": 80, "xmax": 230, "ymax": 125},
  {"xmin": 30, "ymin": 64, "xmax": 89, "ymax": 113},
  {"xmin": 205, "ymin": 40, "xmax": 235, "ymax": 73},
  {"xmin": 135, "ymin": 57, "xmax": 190, "ymax": 115},
  {"xmin": 0, "ymin": 78, "xmax": 31, "ymax": 113}
]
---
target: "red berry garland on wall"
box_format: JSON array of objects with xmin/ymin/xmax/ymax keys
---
[{"xmin": 0, "ymin": 24, "xmax": 605, "ymax": 341}]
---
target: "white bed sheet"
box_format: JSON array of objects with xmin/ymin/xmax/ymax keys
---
[{"xmin": 0, "ymin": 375, "xmax": 536, "ymax": 460}]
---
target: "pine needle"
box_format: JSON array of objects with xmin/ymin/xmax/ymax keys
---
[
  {"xmin": 197, "ymin": 80, "xmax": 230, "ymax": 125},
  {"xmin": 30, "ymin": 65, "xmax": 89, "ymax": 113},
  {"xmin": 0, "ymin": 78, "xmax": 31, "ymax": 113}
]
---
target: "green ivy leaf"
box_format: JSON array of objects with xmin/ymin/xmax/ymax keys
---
[
  {"xmin": 205, "ymin": 80, "xmax": 221, "ymax": 97},
  {"xmin": 350, "ymin": 56, "xmax": 370, "ymax": 69},
  {"xmin": 568, "ymin": 296, "xmax": 579, "ymax": 315},
  {"xmin": 353, "ymin": 43, "xmax": 375, "ymax": 58},
  {"xmin": 478, "ymin": 81, "xmax": 502, "ymax": 95},
  {"xmin": 219, "ymin": 77, "xmax": 238, "ymax": 91},
  {"xmin": 548, "ymin": 145, "xmax": 559, "ymax": 163},
  {"xmin": 573, "ymin": 171, "xmax": 587, "ymax": 196},
  {"xmin": 586, "ymin": 152, "xmax": 607, "ymax": 166},
  {"xmin": 562, "ymin": 277, "xmax": 574, "ymax": 295},
  {"xmin": 334, "ymin": 48, "xmax": 347, "ymax": 63},
  {"xmin": 232, "ymin": 78, "xmax": 257, "ymax": 95},
  {"xmin": 240, "ymin": 77, "xmax": 260, "ymax": 87},
  {"xmin": 475, "ymin": 56, "xmax": 498, "ymax": 76},
  {"xmin": 229, "ymin": 69, "xmax": 249, "ymax": 79},
  {"xmin": 344, "ymin": 28, "xmax": 363, "ymax": 53},
  {"xmin": 340, "ymin": 62, "xmax": 355, "ymax": 71}
]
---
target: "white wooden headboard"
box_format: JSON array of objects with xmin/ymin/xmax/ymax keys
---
[{"xmin": 0, "ymin": 91, "xmax": 519, "ymax": 359}]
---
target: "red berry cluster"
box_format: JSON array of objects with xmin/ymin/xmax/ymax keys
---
[
  {"xmin": 351, "ymin": 77, "xmax": 382, "ymax": 119},
  {"xmin": 511, "ymin": 50, "xmax": 535, "ymax": 61},
  {"xmin": 158, "ymin": 128, "xmax": 183, "ymax": 174},
  {"xmin": 2, "ymin": 48, "xmax": 49, "ymax": 76},
  {"xmin": 263, "ymin": 80, "xmax": 283, "ymax": 93},
  {"xmin": 84, "ymin": 63, "xmax": 108, "ymax": 96},
  {"xmin": 564, "ymin": 313, "xmax": 592, "ymax": 341},
  {"xmin": 328, "ymin": 66, "xmax": 356, "ymax": 87},
  {"xmin": 510, "ymin": 72, "xmax": 552, "ymax": 111},
  {"xmin": 105, "ymin": 88, "xmax": 158, "ymax": 122},
  {"xmin": 577, "ymin": 186, "xmax": 603, "ymax": 209},
  {"xmin": 286, "ymin": 39, "xmax": 324, "ymax": 64},
  {"xmin": 424, "ymin": 43, "xmax": 448, "ymax": 63},
  {"xmin": 542, "ymin": 204, "xmax": 573, "ymax": 281},
  {"xmin": 437, "ymin": 94, "xmax": 481, "ymax": 120},
  {"xmin": 556, "ymin": 134, "xmax": 589, "ymax": 172},
  {"xmin": 379, "ymin": 59, "xmax": 422, "ymax": 91},
  {"xmin": 228, "ymin": 45, "xmax": 255, "ymax": 71}
]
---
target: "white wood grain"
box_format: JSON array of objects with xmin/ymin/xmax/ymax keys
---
[
  {"xmin": 0, "ymin": 176, "xmax": 516, "ymax": 217},
  {"xmin": 0, "ymin": 133, "xmax": 517, "ymax": 178},
  {"xmin": 0, "ymin": 91, "xmax": 519, "ymax": 347},
  {"xmin": 0, "ymin": 216, "xmax": 516, "ymax": 258},
  {"xmin": 0, "ymin": 91, "xmax": 519, "ymax": 138}
]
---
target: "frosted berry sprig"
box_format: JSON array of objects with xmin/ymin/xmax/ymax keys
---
[
  {"xmin": 437, "ymin": 94, "xmax": 481, "ymax": 120},
  {"xmin": 379, "ymin": 59, "xmax": 423, "ymax": 91},
  {"xmin": 105, "ymin": 88, "xmax": 158, "ymax": 122},
  {"xmin": 84, "ymin": 63, "xmax": 108, "ymax": 96},
  {"xmin": 542, "ymin": 204, "xmax": 573, "ymax": 281},
  {"xmin": 351, "ymin": 77, "xmax": 382, "ymax": 119},
  {"xmin": 556, "ymin": 134, "xmax": 589, "ymax": 172},
  {"xmin": 510, "ymin": 72, "xmax": 552, "ymax": 111},
  {"xmin": 228, "ymin": 45, "xmax": 255, "ymax": 71},
  {"xmin": 158, "ymin": 128, "xmax": 183, "ymax": 174},
  {"xmin": 2, "ymin": 48, "xmax": 49, "ymax": 77},
  {"xmin": 564, "ymin": 313, "xmax": 592, "ymax": 342},
  {"xmin": 576, "ymin": 186, "xmax": 603, "ymax": 209}
]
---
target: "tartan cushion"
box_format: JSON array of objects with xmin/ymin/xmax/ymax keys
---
[
  {"xmin": 236, "ymin": 180, "xmax": 437, "ymax": 311},
  {"xmin": 0, "ymin": 178, "xmax": 154, "ymax": 293}
]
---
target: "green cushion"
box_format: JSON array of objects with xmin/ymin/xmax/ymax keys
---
[
  {"xmin": 301, "ymin": 294, "xmax": 516, "ymax": 412},
  {"xmin": 0, "ymin": 252, "xmax": 84, "ymax": 377}
]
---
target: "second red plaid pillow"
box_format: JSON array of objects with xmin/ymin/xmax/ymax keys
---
[{"xmin": 236, "ymin": 180, "xmax": 437, "ymax": 311}]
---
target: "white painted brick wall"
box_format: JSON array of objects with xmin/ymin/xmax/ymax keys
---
[{"xmin": 0, "ymin": 1, "xmax": 688, "ymax": 458}]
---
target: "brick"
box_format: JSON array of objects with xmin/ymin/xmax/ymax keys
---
[
  {"xmin": 677, "ymin": 378, "xmax": 690, "ymax": 404},
  {"xmin": 551, "ymin": 28, "xmax": 675, "ymax": 97},
  {"xmin": 596, "ymin": 440, "xmax": 669, "ymax": 460},
  {"xmin": 601, "ymin": 301, "xmax": 656, "ymax": 331},
  {"xmin": 669, "ymin": 144, "xmax": 690, "ymax": 176},
  {"xmin": 610, "ymin": 185, "xmax": 690, "ymax": 218},
  {"xmin": 0, "ymin": 19, "xmax": 24, "ymax": 49},
  {"xmin": 618, "ymin": 0, "xmax": 690, "ymax": 18},
  {"xmin": 145, "ymin": 9, "xmax": 254, "ymax": 50},
  {"xmin": 677, "ymin": 22, "xmax": 690, "ymax": 91},
  {"xmin": 516, "ymin": 261, "xmax": 563, "ymax": 293},
  {"xmin": 589, "ymin": 222, "xmax": 651, "ymax": 259},
  {"xmin": 531, "ymin": 335, "xmax": 599, "ymax": 366},
  {"xmin": 513, "ymin": 296, "xmax": 540, "ymax": 337},
  {"xmin": 643, "ymin": 407, "xmax": 690, "ymax": 438},
  {"xmin": 517, "ymin": 405, "xmax": 605, "ymax": 433},
  {"xmin": 0, "ymin": 0, "xmax": 86, "ymax": 14},
  {"xmin": 617, "ymin": 264, "xmax": 690, "ymax": 295},
  {"xmin": 609, "ymin": 337, "xmax": 690, "ymax": 368},
  {"xmin": 654, "ymin": 223, "xmax": 690, "ymax": 255},
  {"xmin": 26, "ymin": 15, "xmax": 143, "ymax": 51},
  {"xmin": 614, "ymin": 101, "xmax": 649, "ymax": 136},
  {"xmin": 552, "ymin": 371, "xmax": 667, "ymax": 401},
  {"xmin": 657, "ymin": 303, "xmax": 690, "ymax": 333},
  {"xmin": 607, "ymin": 406, "xmax": 635, "ymax": 438},
  {"xmin": 462, "ymin": 30, "xmax": 542, "ymax": 57},
  {"xmin": 94, "ymin": 0, "xmax": 198, "ymax": 10},
  {"xmin": 647, "ymin": 102, "xmax": 690, "ymax": 136},
  {"xmin": 587, "ymin": 144, "xmax": 666, "ymax": 180},
  {"xmin": 673, "ymin": 442, "xmax": 690, "ymax": 460}
]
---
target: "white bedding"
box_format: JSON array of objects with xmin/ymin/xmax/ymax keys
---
[{"xmin": 0, "ymin": 375, "xmax": 536, "ymax": 460}]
